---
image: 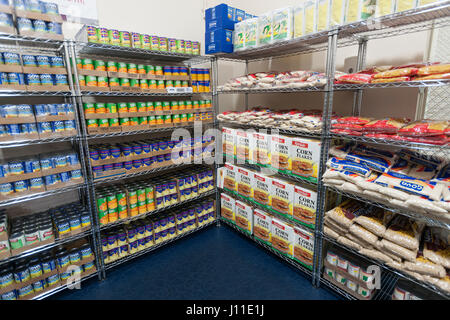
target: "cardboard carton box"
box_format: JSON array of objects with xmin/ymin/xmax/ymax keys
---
[
  {"xmin": 252, "ymin": 171, "xmax": 272, "ymax": 209},
  {"xmin": 293, "ymin": 225, "xmax": 315, "ymax": 269},
  {"xmin": 271, "ymin": 218, "xmax": 294, "ymax": 258},
  {"xmin": 270, "ymin": 134, "xmax": 291, "ymax": 173},
  {"xmin": 236, "ymin": 166, "xmax": 253, "ymax": 200},
  {"xmin": 250, "ymin": 132, "xmax": 271, "ymax": 166},
  {"xmin": 293, "ymin": 184, "xmax": 318, "ymax": 227},
  {"xmin": 289, "ymin": 137, "xmax": 321, "ymax": 183},
  {"xmin": 270, "ymin": 177, "xmax": 294, "ymax": 218},
  {"xmin": 235, "ymin": 200, "xmax": 253, "ymax": 235},
  {"xmin": 223, "ymin": 162, "xmax": 237, "ymax": 193},
  {"xmin": 253, "ymin": 208, "xmax": 272, "ymax": 245},
  {"xmin": 220, "ymin": 193, "xmax": 235, "ymax": 223}
]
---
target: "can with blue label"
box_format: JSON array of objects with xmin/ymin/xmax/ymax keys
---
[
  {"xmin": 25, "ymin": 73, "xmax": 40, "ymax": 86},
  {"xmin": 39, "ymin": 156, "xmax": 52, "ymax": 170},
  {"xmin": 47, "ymin": 103, "xmax": 58, "ymax": 115},
  {"xmin": 64, "ymin": 120, "xmax": 75, "ymax": 131},
  {"xmin": 17, "ymin": 104, "xmax": 33, "ymax": 117},
  {"xmin": 27, "ymin": 0, "xmax": 42, "ymax": 12},
  {"xmin": 1, "ymin": 289, "xmax": 16, "ymax": 300},
  {"xmin": 66, "ymin": 153, "xmax": 78, "ymax": 165},
  {"xmin": 23, "ymin": 159, "xmax": 40, "ymax": 173},
  {"xmin": 0, "ymin": 13, "xmax": 13, "ymax": 28},
  {"xmin": 46, "ymin": 22, "xmax": 62, "ymax": 34},
  {"xmin": 50, "ymin": 56, "xmax": 64, "ymax": 68},
  {"xmin": 59, "ymin": 171, "xmax": 70, "ymax": 183},
  {"xmin": 46, "ymin": 273, "xmax": 59, "ymax": 286},
  {"xmin": 0, "ymin": 164, "xmax": 9, "ymax": 177},
  {"xmin": 39, "ymin": 74, "xmax": 53, "ymax": 86},
  {"xmin": 53, "ymin": 74, "xmax": 68, "ymax": 85},
  {"xmin": 13, "ymin": 180, "xmax": 28, "ymax": 193},
  {"xmin": 52, "ymin": 121, "xmax": 65, "ymax": 133},
  {"xmin": 9, "ymin": 161, "xmax": 24, "ymax": 175},
  {"xmin": 29, "ymin": 177, "xmax": 43, "ymax": 190},
  {"xmin": 53, "ymin": 154, "xmax": 67, "ymax": 167},
  {"xmin": 38, "ymin": 122, "xmax": 52, "ymax": 134},
  {"xmin": 19, "ymin": 123, "xmax": 29, "ymax": 134},
  {"xmin": 36, "ymin": 56, "xmax": 51, "ymax": 68},
  {"xmin": 2, "ymin": 52, "xmax": 20, "ymax": 65},
  {"xmin": 43, "ymin": 175, "xmax": 54, "ymax": 186},
  {"xmin": 0, "ymin": 183, "xmax": 13, "ymax": 196},
  {"xmin": 34, "ymin": 104, "xmax": 48, "ymax": 116},
  {"xmin": 43, "ymin": 2, "xmax": 59, "ymax": 15},
  {"xmin": 22, "ymin": 55, "xmax": 37, "ymax": 67},
  {"xmin": 33, "ymin": 19, "xmax": 47, "ymax": 32},
  {"xmin": 17, "ymin": 17, "xmax": 33, "ymax": 32},
  {"xmin": 7, "ymin": 73, "xmax": 24, "ymax": 85}
]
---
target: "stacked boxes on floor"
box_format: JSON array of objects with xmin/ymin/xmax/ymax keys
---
[{"xmin": 205, "ymin": 3, "xmax": 256, "ymax": 54}]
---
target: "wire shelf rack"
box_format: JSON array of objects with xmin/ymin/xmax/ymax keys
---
[
  {"xmin": 80, "ymin": 90, "xmax": 211, "ymax": 97},
  {"xmin": 334, "ymin": 79, "xmax": 450, "ymax": 90},
  {"xmin": 99, "ymin": 190, "xmax": 216, "ymax": 231},
  {"xmin": 219, "ymin": 188, "xmax": 315, "ymax": 231},
  {"xmin": 0, "ymin": 32, "xmax": 64, "ymax": 49},
  {"xmin": 217, "ymin": 86, "xmax": 328, "ymax": 94},
  {"xmin": 0, "ymin": 136, "xmax": 79, "ymax": 148},
  {"xmin": 326, "ymin": 185, "xmax": 450, "ymax": 229},
  {"xmin": 221, "ymin": 218, "xmax": 314, "ymax": 278},
  {"xmin": 0, "ymin": 89, "xmax": 72, "ymax": 96},
  {"xmin": 322, "ymin": 233, "xmax": 450, "ymax": 300},
  {"xmin": 0, "ymin": 228, "xmax": 93, "ymax": 267},
  {"xmin": 0, "ymin": 183, "xmax": 86, "ymax": 207},
  {"xmin": 104, "ymin": 220, "xmax": 216, "ymax": 271}
]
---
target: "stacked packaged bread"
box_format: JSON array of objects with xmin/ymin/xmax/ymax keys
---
[
  {"xmin": 324, "ymin": 201, "xmax": 450, "ymax": 294},
  {"xmin": 323, "ymin": 143, "xmax": 450, "ymax": 220}
]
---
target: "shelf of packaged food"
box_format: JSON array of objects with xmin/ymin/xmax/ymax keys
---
[
  {"xmin": 32, "ymin": 268, "xmax": 99, "ymax": 300},
  {"xmin": 99, "ymin": 189, "xmax": 216, "ymax": 231},
  {"xmin": 219, "ymin": 188, "xmax": 315, "ymax": 231},
  {"xmin": 0, "ymin": 182, "xmax": 86, "ymax": 207},
  {"xmin": 0, "ymin": 135, "xmax": 79, "ymax": 148},
  {"xmin": 217, "ymin": 87, "xmax": 327, "ymax": 94},
  {"xmin": 218, "ymin": 121, "xmax": 322, "ymax": 139},
  {"xmin": 76, "ymin": 41, "xmax": 212, "ymax": 64},
  {"xmin": 0, "ymin": 228, "xmax": 93, "ymax": 267},
  {"xmin": 325, "ymin": 185, "xmax": 450, "ymax": 229},
  {"xmin": 321, "ymin": 233, "xmax": 450, "ymax": 300},
  {"xmin": 80, "ymin": 90, "xmax": 211, "ymax": 97},
  {"xmin": 330, "ymin": 133, "xmax": 449, "ymax": 152},
  {"xmin": 334, "ymin": 79, "xmax": 450, "ymax": 90},
  {"xmin": 86, "ymin": 122, "xmax": 216, "ymax": 139},
  {"xmin": 221, "ymin": 217, "xmax": 314, "ymax": 278},
  {"xmin": 92, "ymin": 160, "xmax": 214, "ymax": 186},
  {"xmin": 0, "ymin": 89, "xmax": 72, "ymax": 96},
  {"xmin": 104, "ymin": 219, "xmax": 216, "ymax": 271},
  {"xmin": 319, "ymin": 276, "xmax": 358, "ymax": 300},
  {"xmin": 237, "ymin": 161, "xmax": 318, "ymax": 188},
  {"xmin": 214, "ymin": 2, "xmax": 450, "ymax": 62}
]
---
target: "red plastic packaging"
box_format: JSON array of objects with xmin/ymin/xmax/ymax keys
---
[
  {"xmin": 337, "ymin": 116, "xmax": 373, "ymax": 125},
  {"xmin": 337, "ymin": 73, "xmax": 373, "ymax": 84},
  {"xmin": 372, "ymin": 67, "xmax": 419, "ymax": 79},
  {"xmin": 331, "ymin": 129, "xmax": 364, "ymax": 136},
  {"xmin": 362, "ymin": 118, "xmax": 410, "ymax": 133},
  {"xmin": 398, "ymin": 120, "xmax": 449, "ymax": 137},
  {"xmin": 371, "ymin": 76, "xmax": 411, "ymax": 83}
]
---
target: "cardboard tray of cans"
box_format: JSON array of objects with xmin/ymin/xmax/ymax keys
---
[
  {"xmin": 86, "ymin": 126, "xmax": 121, "ymax": 135},
  {"xmin": 38, "ymin": 129, "xmax": 77, "ymax": 139},
  {"xmin": 0, "ymin": 84, "xmax": 27, "ymax": 91},
  {"xmin": 22, "ymin": 66, "xmax": 67, "ymax": 75},
  {"xmin": 322, "ymin": 272, "xmax": 374, "ymax": 301},
  {"xmin": 90, "ymin": 147, "xmax": 187, "ymax": 166},
  {"xmin": 18, "ymin": 30, "xmax": 64, "ymax": 41},
  {"xmin": 0, "ymin": 268, "xmax": 59, "ymax": 296},
  {"xmin": 0, "ymin": 248, "xmax": 11, "ymax": 261},
  {"xmin": 0, "ymin": 164, "xmax": 81, "ymax": 185},
  {"xmin": 0, "ymin": 26, "xmax": 16, "ymax": 35},
  {"xmin": 76, "ymin": 68, "xmax": 108, "ymax": 77},
  {"xmin": 35, "ymin": 114, "xmax": 75, "ymax": 122},
  {"xmin": 84, "ymin": 113, "xmax": 119, "ymax": 119},
  {"xmin": 120, "ymin": 124, "xmax": 150, "ymax": 132},
  {"xmin": 323, "ymin": 260, "xmax": 373, "ymax": 290},
  {"xmin": 110, "ymin": 86, "xmax": 141, "ymax": 93},
  {"xmin": 56, "ymin": 255, "xmax": 95, "ymax": 274},
  {"xmin": 168, "ymin": 108, "xmax": 212, "ymax": 115},
  {"xmin": 0, "ymin": 116, "xmax": 36, "ymax": 125},
  {"xmin": 0, "ymin": 133, "xmax": 40, "ymax": 142},
  {"xmin": 0, "ymin": 185, "xmax": 46, "ymax": 201},
  {"xmin": 92, "ymin": 159, "xmax": 178, "ymax": 180},
  {"xmin": 80, "ymin": 85, "xmax": 110, "ymax": 92},
  {"xmin": 117, "ymin": 112, "xmax": 151, "ymax": 118},
  {"xmin": 19, "ymin": 281, "xmax": 61, "ymax": 300},
  {"xmin": 140, "ymin": 74, "xmax": 164, "ymax": 80},
  {"xmin": 44, "ymin": 178, "xmax": 85, "ymax": 191},
  {"xmin": 164, "ymin": 75, "xmax": 190, "ymax": 81},
  {"xmin": 0, "ymin": 65, "xmax": 23, "ymax": 73},
  {"xmin": 58, "ymin": 225, "xmax": 91, "ymax": 240},
  {"xmin": 10, "ymin": 236, "xmax": 56, "ymax": 257},
  {"xmin": 26, "ymin": 85, "xmax": 70, "ymax": 92},
  {"xmin": 108, "ymin": 72, "xmax": 140, "ymax": 79},
  {"xmin": 0, "ymin": 4, "xmax": 13, "ymax": 14},
  {"xmin": 15, "ymin": 10, "xmax": 64, "ymax": 23}
]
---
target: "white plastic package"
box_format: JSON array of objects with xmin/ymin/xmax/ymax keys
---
[
  {"xmin": 330, "ymin": 0, "xmax": 346, "ymax": 26},
  {"xmin": 376, "ymin": 0, "xmax": 396, "ymax": 17},
  {"xmin": 293, "ymin": 4, "xmax": 305, "ymax": 38},
  {"xmin": 233, "ymin": 21, "xmax": 246, "ymax": 51},
  {"xmin": 304, "ymin": 0, "xmax": 317, "ymax": 35},
  {"xmin": 257, "ymin": 12, "xmax": 273, "ymax": 46},
  {"xmin": 316, "ymin": 0, "xmax": 331, "ymax": 32},
  {"xmin": 396, "ymin": 0, "xmax": 418, "ymax": 12},
  {"xmin": 272, "ymin": 7, "xmax": 294, "ymax": 42},
  {"xmin": 245, "ymin": 18, "xmax": 258, "ymax": 49}
]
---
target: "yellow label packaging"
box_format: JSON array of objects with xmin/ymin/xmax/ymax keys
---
[
  {"xmin": 376, "ymin": 0, "xmax": 396, "ymax": 17},
  {"xmin": 270, "ymin": 134, "xmax": 291, "ymax": 173},
  {"xmin": 236, "ymin": 166, "xmax": 253, "ymax": 200},
  {"xmin": 250, "ymin": 132, "xmax": 271, "ymax": 166},
  {"xmin": 317, "ymin": 0, "xmax": 331, "ymax": 32},
  {"xmin": 253, "ymin": 208, "xmax": 272, "ymax": 245},
  {"xmin": 223, "ymin": 163, "xmax": 237, "ymax": 192},
  {"xmin": 396, "ymin": 0, "xmax": 417, "ymax": 12},
  {"xmin": 293, "ymin": 225, "xmax": 315, "ymax": 269},
  {"xmin": 293, "ymin": 185, "xmax": 318, "ymax": 227},
  {"xmin": 346, "ymin": 0, "xmax": 376, "ymax": 22},
  {"xmin": 293, "ymin": 4, "xmax": 305, "ymax": 38},
  {"xmin": 289, "ymin": 137, "xmax": 321, "ymax": 183},
  {"xmin": 235, "ymin": 200, "xmax": 253, "ymax": 235},
  {"xmin": 252, "ymin": 171, "xmax": 272, "ymax": 209},
  {"xmin": 330, "ymin": 0, "xmax": 346, "ymax": 26},
  {"xmin": 220, "ymin": 193, "xmax": 235, "ymax": 223},
  {"xmin": 271, "ymin": 218, "xmax": 294, "ymax": 258},
  {"xmin": 304, "ymin": 0, "xmax": 317, "ymax": 35},
  {"xmin": 270, "ymin": 177, "xmax": 294, "ymax": 218},
  {"xmin": 417, "ymin": 0, "xmax": 438, "ymax": 7}
]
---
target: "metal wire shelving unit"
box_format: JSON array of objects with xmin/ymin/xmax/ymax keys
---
[{"xmin": 214, "ymin": 2, "xmax": 450, "ymax": 301}]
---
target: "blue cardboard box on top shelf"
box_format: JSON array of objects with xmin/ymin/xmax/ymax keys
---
[
  {"xmin": 205, "ymin": 41, "xmax": 233, "ymax": 54},
  {"xmin": 205, "ymin": 28, "xmax": 233, "ymax": 54},
  {"xmin": 205, "ymin": 3, "xmax": 246, "ymax": 31}
]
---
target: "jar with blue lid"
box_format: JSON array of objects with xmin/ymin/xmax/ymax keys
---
[
  {"xmin": 17, "ymin": 17, "xmax": 33, "ymax": 31},
  {"xmin": 80, "ymin": 244, "xmax": 92, "ymax": 259},
  {"xmin": 80, "ymin": 212, "xmax": 91, "ymax": 227},
  {"xmin": 28, "ymin": 258, "xmax": 43, "ymax": 278},
  {"xmin": 70, "ymin": 169, "xmax": 82, "ymax": 180},
  {"xmin": 0, "ymin": 267, "xmax": 14, "ymax": 288},
  {"xmin": 68, "ymin": 215, "xmax": 81, "ymax": 231},
  {"xmin": 83, "ymin": 261, "xmax": 95, "ymax": 272},
  {"xmin": 3, "ymin": 53, "xmax": 20, "ymax": 65},
  {"xmin": 56, "ymin": 250, "xmax": 70, "ymax": 269},
  {"xmin": 0, "ymin": 13, "xmax": 13, "ymax": 28},
  {"xmin": 69, "ymin": 248, "xmax": 81, "ymax": 264},
  {"xmin": 41, "ymin": 256, "xmax": 56, "ymax": 273},
  {"xmin": 66, "ymin": 152, "xmax": 79, "ymax": 165}
]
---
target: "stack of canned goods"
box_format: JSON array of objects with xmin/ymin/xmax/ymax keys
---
[
  {"xmin": 15, "ymin": 0, "xmax": 62, "ymax": 36},
  {"xmin": 194, "ymin": 111, "xmax": 214, "ymax": 122},
  {"xmin": 14, "ymin": 0, "xmax": 60, "ymax": 15},
  {"xmin": 0, "ymin": 210, "xmax": 9, "ymax": 256},
  {"xmin": 8, "ymin": 211, "xmax": 53, "ymax": 252},
  {"xmin": 95, "ymin": 166, "xmax": 214, "ymax": 225},
  {"xmin": 101, "ymin": 197, "xmax": 214, "ymax": 264},
  {"xmin": 49, "ymin": 202, "xmax": 91, "ymax": 236},
  {"xmin": 190, "ymin": 68, "xmax": 211, "ymax": 93},
  {"xmin": 0, "ymin": 10, "xmax": 14, "ymax": 32},
  {"xmin": 0, "ymin": 151, "xmax": 83, "ymax": 199},
  {"xmin": 85, "ymin": 26, "xmax": 201, "ymax": 55}
]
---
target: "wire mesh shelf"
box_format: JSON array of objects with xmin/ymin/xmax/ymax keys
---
[
  {"xmin": 0, "ymin": 32, "xmax": 64, "ymax": 49},
  {"xmin": 99, "ymin": 190, "xmax": 216, "ymax": 231},
  {"xmin": 334, "ymin": 79, "xmax": 450, "ymax": 90},
  {"xmin": 0, "ymin": 136, "xmax": 79, "ymax": 148},
  {"xmin": 80, "ymin": 90, "xmax": 210, "ymax": 97},
  {"xmin": 218, "ymin": 86, "xmax": 328, "ymax": 94},
  {"xmin": 322, "ymin": 233, "xmax": 450, "ymax": 300},
  {"xmin": 0, "ymin": 89, "xmax": 72, "ymax": 96},
  {"xmin": 104, "ymin": 220, "xmax": 216, "ymax": 271},
  {"xmin": 325, "ymin": 185, "xmax": 450, "ymax": 229},
  {"xmin": 0, "ymin": 228, "xmax": 93, "ymax": 267}
]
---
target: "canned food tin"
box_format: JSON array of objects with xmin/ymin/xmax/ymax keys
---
[
  {"xmin": 131, "ymin": 32, "xmax": 141, "ymax": 48},
  {"xmin": 97, "ymin": 27, "xmax": 109, "ymax": 44},
  {"xmin": 168, "ymin": 38, "xmax": 177, "ymax": 52},
  {"xmin": 50, "ymin": 56, "xmax": 64, "ymax": 68},
  {"xmin": 38, "ymin": 74, "xmax": 53, "ymax": 86},
  {"xmin": 119, "ymin": 118, "xmax": 129, "ymax": 126},
  {"xmin": 17, "ymin": 17, "xmax": 33, "ymax": 32},
  {"xmin": 98, "ymin": 118, "xmax": 109, "ymax": 127},
  {"xmin": 185, "ymin": 41, "xmax": 192, "ymax": 54},
  {"xmin": 119, "ymin": 78, "xmax": 130, "ymax": 87},
  {"xmin": 117, "ymin": 103, "xmax": 128, "ymax": 113},
  {"xmin": 106, "ymin": 103, "xmax": 117, "ymax": 113},
  {"xmin": 127, "ymin": 63, "xmax": 137, "ymax": 74},
  {"xmin": 129, "ymin": 117, "xmax": 138, "ymax": 126},
  {"xmin": 86, "ymin": 75, "xmax": 97, "ymax": 87},
  {"xmin": 139, "ymin": 79, "xmax": 148, "ymax": 89},
  {"xmin": 155, "ymin": 66, "xmax": 163, "ymax": 75},
  {"xmin": 97, "ymin": 76, "xmax": 108, "ymax": 87},
  {"xmin": 94, "ymin": 60, "xmax": 106, "ymax": 71},
  {"xmin": 119, "ymin": 31, "xmax": 131, "ymax": 47},
  {"xmin": 127, "ymin": 102, "xmax": 137, "ymax": 112},
  {"xmin": 82, "ymin": 58, "xmax": 94, "ymax": 70},
  {"xmin": 7, "ymin": 72, "xmax": 23, "ymax": 85},
  {"xmin": 157, "ymin": 80, "xmax": 165, "ymax": 89},
  {"xmin": 148, "ymin": 115, "xmax": 156, "ymax": 125},
  {"xmin": 78, "ymin": 75, "xmax": 86, "ymax": 86},
  {"xmin": 86, "ymin": 25, "xmax": 98, "ymax": 43},
  {"xmin": 33, "ymin": 19, "xmax": 47, "ymax": 32},
  {"xmin": 116, "ymin": 62, "xmax": 127, "ymax": 73},
  {"xmin": 192, "ymin": 41, "xmax": 200, "ymax": 55},
  {"xmin": 109, "ymin": 77, "xmax": 119, "ymax": 87},
  {"xmin": 86, "ymin": 119, "xmax": 98, "ymax": 128},
  {"xmin": 130, "ymin": 78, "xmax": 139, "ymax": 88},
  {"xmin": 140, "ymin": 34, "xmax": 151, "ymax": 49},
  {"xmin": 176, "ymin": 39, "xmax": 185, "ymax": 53},
  {"xmin": 148, "ymin": 79, "xmax": 157, "ymax": 89},
  {"xmin": 146, "ymin": 102, "xmax": 154, "ymax": 112},
  {"xmin": 108, "ymin": 29, "xmax": 120, "ymax": 45},
  {"xmin": 159, "ymin": 37, "xmax": 168, "ymax": 51},
  {"xmin": 97, "ymin": 196, "xmax": 108, "ymax": 224},
  {"xmin": 53, "ymin": 74, "xmax": 68, "ymax": 85},
  {"xmin": 22, "ymin": 55, "xmax": 37, "ymax": 67},
  {"xmin": 154, "ymin": 101, "xmax": 162, "ymax": 111},
  {"xmin": 107, "ymin": 61, "xmax": 117, "ymax": 72},
  {"xmin": 150, "ymin": 35, "xmax": 159, "ymax": 50},
  {"xmin": 145, "ymin": 65, "xmax": 155, "ymax": 74}
]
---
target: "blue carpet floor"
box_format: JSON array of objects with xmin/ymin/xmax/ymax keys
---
[{"xmin": 51, "ymin": 224, "xmax": 340, "ymax": 300}]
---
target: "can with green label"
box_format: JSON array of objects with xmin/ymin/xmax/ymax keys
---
[
  {"xmin": 127, "ymin": 63, "xmax": 137, "ymax": 74},
  {"xmin": 97, "ymin": 76, "xmax": 108, "ymax": 87},
  {"xmin": 165, "ymin": 80, "xmax": 174, "ymax": 88},
  {"xmin": 137, "ymin": 64, "xmax": 146, "ymax": 74},
  {"xmin": 97, "ymin": 196, "xmax": 108, "ymax": 224},
  {"xmin": 107, "ymin": 194, "xmax": 118, "ymax": 222},
  {"xmin": 82, "ymin": 58, "xmax": 94, "ymax": 70},
  {"xmin": 185, "ymin": 101, "xmax": 192, "ymax": 109},
  {"xmin": 75, "ymin": 58, "xmax": 82, "ymax": 69},
  {"xmin": 138, "ymin": 117, "xmax": 148, "ymax": 125},
  {"xmin": 148, "ymin": 79, "xmax": 157, "ymax": 89},
  {"xmin": 86, "ymin": 75, "xmax": 97, "ymax": 87},
  {"xmin": 176, "ymin": 39, "xmax": 185, "ymax": 53},
  {"xmin": 170, "ymin": 101, "xmax": 178, "ymax": 109},
  {"xmin": 146, "ymin": 102, "xmax": 154, "ymax": 112},
  {"xmin": 155, "ymin": 115, "xmax": 164, "ymax": 124},
  {"xmin": 95, "ymin": 103, "xmax": 106, "ymax": 113},
  {"xmin": 120, "ymin": 78, "xmax": 130, "ymax": 87},
  {"xmin": 174, "ymin": 80, "xmax": 182, "ymax": 88},
  {"xmin": 107, "ymin": 61, "xmax": 117, "ymax": 72},
  {"xmin": 77, "ymin": 75, "xmax": 86, "ymax": 86},
  {"xmin": 154, "ymin": 101, "xmax": 162, "ymax": 111},
  {"xmin": 148, "ymin": 115, "xmax": 156, "ymax": 125},
  {"xmin": 119, "ymin": 31, "xmax": 131, "ymax": 47},
  {"xmin": 155, "ymin": 66, "xmax": 163, "ymax": 75},
  {"xmin": 157, "ymin": 80, "xmax": 165, "ymax": 89},
  {"xmin": 94, "ymin": 60, "xmax": 106, "ymax": 71},
  {"xmin": 106, "ymin": 103, "xmax": 117, "ymax": 113},
  {"xmin": 181, "ymin": 80, "xmax": 189, "ymax": 87},
  {"xmin": 205, "ymin": 99, "xmax": 212, "ymax": 108},
  {"xmin": 108, "ymin": 29, "xmax": 120, "ymax": 45},
  {"xmin": 119, "ymin": 117, "xmax": 130, "ymax": 126},
  {"xmin": 140, "ymin": 34, "xmax": 151, "ymax": 50},
  {"xmin": 139, "ymin": 79, "xmax": 148, "ymax": 90},
  {"xmin": 109, "ymin": 77, "xmax": 119, "ymax": 87},
  {"xmin": 192, "ymin": 100, "xmax": 199, "ymax": 109},
  {"xmin": 84, "ymin": 103, "xmax": 95, "ymax": 113},
  {"xmin": 130, "ymin": 79, "xmax": 139, "ymax": 88},
  {"xmin": 199, "ymin": 100, "xmax": 206, "ymax": 108},
  {"xmin": 145, "ymin": 65, "xmax": 155, "ymax": 74},
  {"xmin": 109, "ymin": 118, "xmax": 119, "ymax": 127},
  {"xmin": 86, "ymin": 119, "xmax": 98, "ymax": 127},
  {"xmin": 116, "ymin": 62, "xmax": 127, "ymax": 73},
  {"xmin": 162, "ymin": 101, "xmax": 170, "ymax": 111},
  {"xmin": 98, "ymin": 118, "xmax": 109, "ymax": 127},
  {"xmin": 116, "ymin": 191, "xmax": 127, "ymax": 219},
  {"xmin": 127, "ymin": 102, "xmax": 137, "ymax": 112},
  {"xmin": 137, "ymin": 102, "xmax": 147, "ymax": 112},
  {"xmin": 172, "ymin": 114, "xmax": 180, "ymax": 123},
  {"xmin": 129, "ymin": 117, "xmax": 139, "ymax": 126},
  {"xmin": 118, "ymin": 103, "xmax": 128, "ymax": 113},
  {"xmin": 163, "ymin": 115, "xmax": 172, "ymax": 124},
  {"xmin": 187, "ymin": 113, "xmax": 194, "ymax": 122}
]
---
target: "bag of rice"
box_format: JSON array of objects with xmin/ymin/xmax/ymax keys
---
[
  {"xmin": 346, "ymin": 232, "xmax": 375, "ymax": 249},
  {"xmin": 326, "ymin": 200, "xmax": 367, "ymax": 229},
  {"xmin": 324, "ymin": 225, "xmax": 340, "ymax": 239},
  {"xmin": 327, "ymin": 157, "xmax": 372, "ymax": 177},
  {"xmin": 402, "ymin": 269, "xmax": 424, "ymax": 281},
  {"xmin": 383, "ymin": 215, "xmax": 425, "ymax": 251},
  {"xmin": 405, "ymin": 197, "xmax": 447, "ymax": 215},
  {"xmin": 380, "ymin": 239, "xmax": 418, "ymax": 262},
  {"xmin": 387, "ymin": 260, "xmax": 404, "ymax": 270},
  {"xmin": 435, "ymin": 274, "xmax": 450, "ymax": 293},
  {"xmin": 325, "ymin": 217, "xmax": 349, "ymax": 235},
  {"xmin": 423, "ymin": 228, "xmax": 450, "ymax": 269},
  {"xmin": 349, "ymin": 223, "xmax": 379, "ymax": 245},
  {"xmin": 354, "ymin": 208, "xmax": 395, "ymax": 237},
  {"xmin": 341, "ymin": 182, "xmax": 363, "ymax": 193},
  {"xmin": 403, "ymin": 254, "xmax": 446, "ymax": 278},
  {"xmin": 337, "ymin": 236, "xmax": 362, "ymax": 251},
  {"xmin": 358, "ymin": 248, "xmax": 393, "ymax": 264}
]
